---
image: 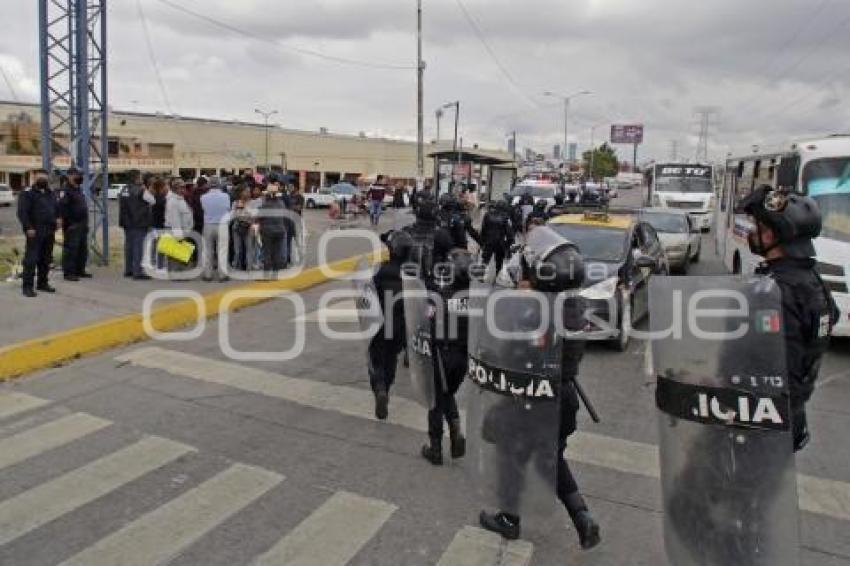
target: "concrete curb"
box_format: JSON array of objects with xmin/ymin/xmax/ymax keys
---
[{"xmin": 0, "ymin": 252, "xmax": 378, "ymax": 381}]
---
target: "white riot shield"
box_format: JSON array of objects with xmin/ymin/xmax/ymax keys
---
[
  {"xmin": 464, "ymin": 287, "xmax": 562, "ymax": 521},
  {"xmin": 650, "ymin": 275, "xmax": 798, "ymax": 566}
]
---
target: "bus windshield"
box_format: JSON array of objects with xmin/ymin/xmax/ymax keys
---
[
  {"xmin": 803, "ymin": 157, "xmax": 850, "ymax": 243},
  {"xmin": 656, "ymin": 177, "xmax": 712, "ymax": 194}
]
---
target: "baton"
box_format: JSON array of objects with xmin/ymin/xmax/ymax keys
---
[{"xmin": 572, "ymin": 377, "xmax": 600, "ymax": 423}]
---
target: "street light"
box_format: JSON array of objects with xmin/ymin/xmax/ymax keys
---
[
  {"xmin": 442, "ymin": 100, "xmax": 460, "ymax": 160},
  {"xmin": 435, "ymin": 108, "xmax": 444, "ymax": 142},
  {"xmin": 542, "ymin": 90, "xmax": 591, "ymax": 166},
  {"xmin": 254, "ymin": 107, "xmax": 278, "ymax": 173}
]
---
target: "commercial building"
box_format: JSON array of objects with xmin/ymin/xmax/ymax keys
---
[{"xmin": 0, "ymin": 101, "xmax": 510, "ymax": 191}]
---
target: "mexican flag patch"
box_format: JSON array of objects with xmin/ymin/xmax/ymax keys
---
[{"xmin": 755, "ymin": 310, "xmax": 781, "ymax": 334}]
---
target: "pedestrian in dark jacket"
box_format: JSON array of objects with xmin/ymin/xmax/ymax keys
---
[
  {"xmin": 17, "ymin": 168, "xmax": 59, "ymax": 297},
  {"xmin": 119, "ymin": 169, "xmax": 155, "ymax": 279},
  {"xmin": 57, "ymin": 166, "xmax": 91, "ymax": 281},
  {"xmin": 258, "ymin": 185, "xmax": 287, "ymax": 276}
]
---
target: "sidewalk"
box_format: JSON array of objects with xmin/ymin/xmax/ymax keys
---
[{"xmin": 0, "ymin": 208, "xmax": 411, "ymax": 378}]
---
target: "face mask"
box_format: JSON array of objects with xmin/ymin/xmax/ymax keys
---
[
  {"xmin": 72, "ymin": 176, "xmax": 82, "ymax": 186},
  {"xmin": 35, "ymin": 179, "xmax": 49, "ymax": 190}
]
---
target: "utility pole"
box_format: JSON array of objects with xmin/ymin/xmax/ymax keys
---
[
  {"xmin": 669, "ymin": 139, "xmax": 678, "ymax": 161},
  {"xmin": 416, "ymin": 0, "xmax": 424, "ymax": 190},
  {"xmin": 543, "ymin": 90, "xmax": 591, "ymax": 168},
  {"xmin": 589, "ymin": 125, "xmax": 597, "ymax": 180},
  {"xmin": 694, "ymin": 106, "xmax": 719, "ymax": 163},
  {"xmin": 511, "ymin": 130, "xmax": 517, "ymax": 161},
  {"xmin": 435, "ymin": 108, "xmax": 443, "ymax": 142},
  {"xmin": 254, "ymin": 108, "xmax": 278, "ymax": 172}
]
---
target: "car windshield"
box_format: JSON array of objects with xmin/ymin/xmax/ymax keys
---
[
  {"xmin": 803, "ymin": 157, "xmax": 850, "ymax": 243},
  {"xmin": 511, "ymin": 185, "xmax": 555, "ymax": 198},
  {"xmin": 334, "ymin": 185, "xmax": 355, "ymax": 195},
  {"xmin": 640, "ymin": 213, "xmax": 688, "ymax": 233},
  {"xmin": 549, "ymin": 224, "xmax": 626, "ymax": 262},
  {"xmin": 0, "ymin": 185, "xmax": 10, "ymax": 192},
  {"xmin": 656, "ymin": 177, "xmax": 712, "ymax": 194}
]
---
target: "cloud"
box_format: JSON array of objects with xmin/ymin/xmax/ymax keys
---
[{"xmin": 1, "ymin": 0, "xmax": 849, "ymax": 162}]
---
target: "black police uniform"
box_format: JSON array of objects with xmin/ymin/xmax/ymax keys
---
[
  {"xmin": 479, "ymin": 203, "xmax": 514, "ymax": 272},
  {"xmin": 756, "ymin": 257, "xmax": 838, "ymax": 450},
  {"xmin": 58, "ymin": 183, "xmax": 89, "ymax": 278},
  {"xmin": 368, "ymin": 234, "xmax": 408, "ymax": 412},
  {"xmin": 17, "ymin": 184, "xmax": 58, "ymax": 293},
  {"xmin": 439, "ymin": 201, "xmax": 480, "ymax": 250}
]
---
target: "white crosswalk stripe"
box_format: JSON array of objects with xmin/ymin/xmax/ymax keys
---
[
  {"xmin": 0, "ymin": 412, "xmax": 112, "ymax": 471},
  {"xmin": 0, "ymin": 391, "xmax": 50, "ymax": 420},
  {"xmin": 436, "ymin": 526, "xmax": 534, "ymax": 566},
  {"xmin": 254, "ymin": 491, "xmax": 396, "ymax": 566},
  {"xmin": 118, "ymin": 346, "xmax": 850, "ymax": 523},
  {"xmin": 0, "ymin": 436, "xmax": 193, "ymax": 546},
  {"xmin": 61, "ymin": 463, "xmax": 283, "ymax": 566}
]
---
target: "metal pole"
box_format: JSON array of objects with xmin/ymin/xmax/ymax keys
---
[
  {"xmin": 37, "ymin": 0, "xmax": 51, "ymax": 173},
  {"xmin": 512, "ymin": 130, "xmax": 517, "ymax": 160},
  {"xmin": 99, "ymin": 0, "xmax": 109, "ymax": 264},
  {"xmin": 633, "ymin": 142, "xmax": 638, "ymax": 171},
  {"xmin": 563, "ymin": 97, "xmax": 569, "ymax": 167},
  {"xmin": 589, "ymin": 126, "xmax": 596, "ymax": 180},
  {"xmin": 453, "ymin": 101, "xmax": 459, "ymax": 164},
  {"xmin": 436, "ymin": 110, "xmax": 441, "ymax": 142},
  {"xmin": 264, "ymin": 117, "xmax": 269, "ymax": 171},
  {"xmin": 416, "ymin": 0, "xmax": 424, "ymax": 189}
]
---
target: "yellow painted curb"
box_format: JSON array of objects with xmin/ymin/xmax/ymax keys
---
[{"xmin": 0, "ymin": 251, "xmax": 383, "ymax": 381}]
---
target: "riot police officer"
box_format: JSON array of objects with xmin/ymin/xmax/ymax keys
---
[
  {"xmin": 57, "ymin": 166, "xmax": 91, "ymax": 281},
  {"xmin": 403, "ymin": 194, "xmax": 453, "ymax": 278},
  {"xmin": 479, "ymin": 199, "xmax": 515, "ymax": 272},
  {"xmin": 475, "ymin": 225, "xmax": 601, "ymax": 549},
  {"xmin": 438, "ymin": 192, "xmax": 480, "ymax": 250},
  {"xmin": 17, "ymin": 168, "xmax": 59, "ymax": 297},
  {"xmin": 419, "ymin": 248, "xmax": 473, "ymax": 465},
  {"xmin": 524, "ymin": 199, "xmax": 548, "ymax": 231},
  {"xmin": 369, "ymin": 229, "xmax": 412, "ymax": 420},
  {"xmin": 739, "ymin": 185, "xmax": 839, "ymax": 451}
]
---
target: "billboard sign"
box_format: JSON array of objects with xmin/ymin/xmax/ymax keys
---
[{"xmin": 611, "ymin": 124, "xmax": 644, "ymax": 144}]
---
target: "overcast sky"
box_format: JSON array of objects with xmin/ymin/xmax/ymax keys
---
[{"xmin": 2, "ymin": 0, "xmax": 849, "ymax": 163}]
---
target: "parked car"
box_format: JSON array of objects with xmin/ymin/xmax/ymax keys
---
[
  {"xmin": 638, "ymin": 208, "xmax": 701, "ymax": 273},
  {"xmin": 548, "ymin": 210, "xmax": 668, "ymax": 351},
  {"xmin": 0, "ymin": 184, "xmax": 14, "ymax": 207},
  {"xmin": 509, "ymin": 183, "xmax": 557, "ymax": 209},
  {"xmin": 304, "ymin": 187, "xmax": 337, "ymax": 208},
  {"xmin": 107, "ymin": 184, "xmax": 125, "ymax": 200}
]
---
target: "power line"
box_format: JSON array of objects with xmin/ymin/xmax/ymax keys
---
[
  {"xmin": 154, "ymin": 0, "xmax": 415, "ymax": 71},
  {"xmin": 452, "ymin": 0, "xmax": 538, "ymax": 108},
  {"xmin": 0, "ymin": 64, "xmax": 19, "ymax": 102},
  {"xmin": 137, "ymin": 0, "xmax": 175, "ymax": 115}
]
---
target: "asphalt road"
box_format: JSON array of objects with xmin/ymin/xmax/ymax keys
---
[{"xmin": 0, "ymin": 187, "xmax": 847, "ymax": 565}]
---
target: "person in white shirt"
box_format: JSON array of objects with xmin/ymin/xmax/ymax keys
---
[
  {"xmin": 200, "ymin": 176, "xmax": 231, "ymax": 281},
  {"xmin": 164, "ymin": 178, "xmax": 194, "ymax": 236}
]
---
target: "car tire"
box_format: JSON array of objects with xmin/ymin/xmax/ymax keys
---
[
  {"xmin": 691, "ymin": 244, "xmax": 701, "ymax": 263},
  {"xmin": 609, "ymin": 291, "xmax": 631, "ymax": 352},
  {"xmin": 306, "ymin": 199, "xmax": 316, "ymax": 209}
]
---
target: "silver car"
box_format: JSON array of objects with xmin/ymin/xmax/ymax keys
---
[{"xmin": 638, "ymin": 209, "xmax": 701, "ymax": 273}]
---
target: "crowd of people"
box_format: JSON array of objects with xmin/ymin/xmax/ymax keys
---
[{"xmin": 15, "ymin": 168, "xmax": 307, "ymax": 297}]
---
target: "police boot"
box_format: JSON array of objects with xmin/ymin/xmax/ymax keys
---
[
  {"xmin": 479, "ymin": 511, "xmax": 520, "ymax": 540},
  {"xmin": 565, "ymin": 492, "xmax": 601, "ymax": 549},
  {"xmin": 420, "ymin": 436, "xmax": 443, "ymax": 466},
  {"xmin": 448, "ymin": 418, "xmax": 465, "ymax": 459},
  {"xmin": 374, "ymin": 387, "xmax": 389, "ymax": 421}
]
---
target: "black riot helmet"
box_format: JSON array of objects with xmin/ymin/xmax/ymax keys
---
[
  {"xmin": 554, "ymin": 193, "xmax": 565, "ymax": 206},
  {"xmin": 381, "ymin": 229, "xmax": 413, "ymax": 261},
  {"xmin": 738, "ymin": 185, "xmax": 822, "ymax": 258},
  {"xmin": 523, "ymin": 225, "xmax": 585, "ymax": 292},
  {"xmin": 533, "ymin": 199, "xmax": 547, "ymax": 213},
  {"xmin": 415, "ymin": 195, "xmax": 439, "ymax": 223},
  {"xmin": 434, "ymin": 249, "xmax": 474, "ymax": 290},
  {"xmin": 438, "ymin": 192, "xmax": 455, "ymax": 210}
]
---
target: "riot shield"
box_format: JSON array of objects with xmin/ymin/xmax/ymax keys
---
[
  {"xmin": 402, "ymin": 274, "xmax": 438, "ymax": 409},
  {"xmin": 351, "ymin": 262, "xmax": 384, "ymax": 338},
  {"xmin": 464, "ymin": 286, "xmax": 562, "ymax": 521},
  {"xmin": 650, "ymin": 275, "xmax": 798, "ymax": 566}
]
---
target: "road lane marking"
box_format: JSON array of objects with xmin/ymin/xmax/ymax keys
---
[
  {"xmin": 436, "ymin": 526, "xmax": 534, "ymax": 566},
  {"xmin": 0, "ymin": 436, "xmax": 194, "ymax": 545},
  {"xmin": 61, "ymin": 463, "xmax": 283, "ymax": 566},
  {"xmin": 116, "ymin": 346, "xmax": 426, "ymax": 433},
  {"xmin": 253, "ymin": 491, "xmax": 396, "ymax": 566},
  {"xmin": 0, "ymin": 391, "xmax": 49, "ymax": 420},
  {"xmin": 0, "ymin": 413, "xmax": 112, "ymax": 471},
  {"xmin": 117, "ymin": 346, "xmax": 850, "ymax": 523}
]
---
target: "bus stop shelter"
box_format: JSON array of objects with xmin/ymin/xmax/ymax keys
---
[{"xmin": 428, "ymin": 148, "xmax": 516, "ymax": 203}]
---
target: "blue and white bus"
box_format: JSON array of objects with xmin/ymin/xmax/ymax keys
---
[{"xmin": 715, "ymin": 135, "xmax": 850, "ymax": 336}]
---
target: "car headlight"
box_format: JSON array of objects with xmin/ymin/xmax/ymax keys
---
[
  {"xmin": 666, "ymin": 245, "xmax": 685, "ymax": 254},
  {"xmin": 652, "ymin": 194, "xmax": 662, "ymax": 207},
  {"xmin": 580, "ymin": 276, "xmax": 618, "ymax": 300}
]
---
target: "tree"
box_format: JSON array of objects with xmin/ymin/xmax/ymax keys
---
[{"xmin": 582, "ymin": 143, "xmax": 619, "ymax": 180}]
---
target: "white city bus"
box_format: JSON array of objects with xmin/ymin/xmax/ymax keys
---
[
  {"xmin": 645, "ymin": 163, "xmax": 715, "ymax": 231},
  {"xmin": 715, "ymin": 135, "xmax": 850, "ymax": 336}
]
